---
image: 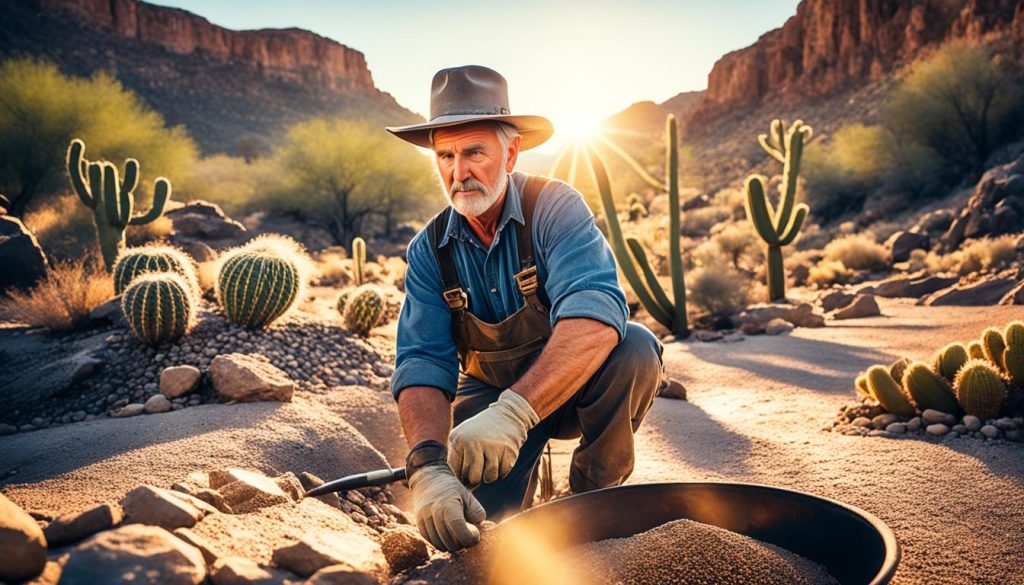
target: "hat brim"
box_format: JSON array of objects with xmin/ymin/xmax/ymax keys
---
[{"xmin": 386, "ymin": 114, "xmax": 554, "ymax": 151}]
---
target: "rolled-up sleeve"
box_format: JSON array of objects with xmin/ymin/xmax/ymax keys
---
[
  {"xmin": 535, "ymin": 183, "xmax": 629, "ymax": 340},
  {"xmin": 390, "ymin": 231, "xmax": 459, "ymax": 401}
]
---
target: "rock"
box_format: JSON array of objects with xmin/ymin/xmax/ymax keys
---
[
  {"xmin": 833, "ymin": 294, "xmax": 881, "ymax": 320},
  {"xmin": 980, "ymin": 425, "xmax": 1000, "ymax": 439},
  {"xmin": 144, "ymin": 394, "xmax": 173, "ymax": 414},
  {"xmin": 952, "ymin": 424, "xmax": 968, "ymax": 434},
  {"xmin": 274, "ymin": 473, "xmax": 305, "ymax": 502},
  {"xmin": 926, "ymin": 424, "xmax": 950, "ymax": 437},
  {"xmin": 210, "ymin": 354, "xmax": 295, "ymax": 403},
  {"xmin": 165, "ymin": 200, "xmax": 246, "ymax": 243},
  {"xmin": 873, "ymin": 273, "xmax": 960, "ymax": 299},
  {"xmin": 113, "ymin": 403, "xmax": 146, "ymax": 418},
  {"xmin": 380, "ymin": 527, "xmax": 430, "ymax": 574},
  {"xmin": 721, "ymin": 331, "xmax": 745, "ymax": 342},
  {"xmin": 962, "ymin": 415, "xmax": 982, "ymax": 432},
  {"xmin": 693, "ymin": 329, "xmax": 723, "ymax": 342},
  {"xmin": 921, "ymin": 409, "xmax": 950, "ymax": 425},
  {"xmin": 297, "ymin": 473, "xmax": 343, "ymax": 510},
  {"xmin": 819, "ymin": 290, "xmax": 854, "ymax": 312},
  {"xmin": 173, "ymin": 527, "xmax": 223, "ymax": 566},
  {"xmin": 656, "ymin": 377, "xmax": 687, "ymax": 401},
  {"xmin": 0, "ymin": 492, "xmax": 47, "ymax": 582},
  {"xmin": 922, "ymin": 275, "xmax": 1018, "ymax": 306},
  {"xmin": 852, "ymin": 417, "xmax": 872, "ymax": 428},
  {"xmin": 764, "ymin": 318, "xmax": 794, "ymax": 335},
  {"xmin": 867, "ymin": 429, "xmax": 891, "ymax": 437},
  {"xmin": 885, "ymin": 422, "xmax": 907, "ymax": 434},
  {"xmin": 121, "ymin": 485, "xmax": 205, "ymax": 530},
  {"xmin": 160, "ymin": 365, "xmax": 202, "ymax": 398},
  {"xmin": 1005, "ymin": 429, "xmax": 1023, "ymax": 442},
  {"xmin": 0, "ymin": 215, "xmax": 47, "ymax": 292},
  {"xmin": 739, "ymin": 321, "xmax": 764, "ymax": 335},
  {"xmin": 790, "ymin": 263, "xmax": 810, "ymax": 286},
  {"xmin": 22, "ymin": 560, "xmax": 62, "ymax": 585},
  {"xmin": 89, "ymin": 295, "xmax": 126, "ymax": 325},
  {"xmin": 871, "ymin": 413, "xmax": 900, "ymax": 429},
  {"xmin": 907, "ymin": 417, "xmax": 923, "ymax": 432},
  {"xmin": 736, "ymin": 302, "xmax": 825, "ymax": 329},
  {"xmin": 914, "ymin": 209, "xmax": 955, "ymax": 235},
  {"xmin": 994, "ymin": 417, "xmax": 1017, "ymax": 431},
  {"xmin": 61, "ymin": 524, "xmax": 206, "ymax": 585},
  {"xmin": 209, "ymin": 556, "xmax": 296, "ymax": 585},
  {"xmin": 270, "ymin": 532, "xmax": 386, "ymax": 578},
  {"xmin": 212, "ymin": 468, "xmax": 292, "ymax": 513},
  {"xmin": 306, "ymin": 565, "xmax": 377, "ymax": 585},
  {"xmin": 0, "ymin": 423, "xmax": 16, "ymax": 435},
  {"xmin": 998, "ymin": 279, "xmax": 1024, "ymax": 305},
  {"xmin": 885, "ymin": 230, "xmax": 929, "ymax": 262},
  {"xmin": 182, "ymin": 241, "xmax": 218, "ymax": 263},
  {"xmin": 43, "ymin": 503, "xmax": 122, "ymax": 547}
]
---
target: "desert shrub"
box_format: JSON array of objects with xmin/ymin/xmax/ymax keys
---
[
  {"xmin": 21, "ymin": 193, "xmax": 96, "ymax": 259},
  {"xmin": 177, "ymin": 154, "xmax": 283, "ymax": 218},
  {"xmin": 793, "ymin": 222, "xmax": 831, "ymax": 251},
  {"xmin": 823, "ymin": 233, "xmax": 890, "ymax": 272},
  {"xmin": 681, "ymin": 206, "xmax": 730, "ymax": 236},
  {"xmin": 712, "ymin": 224, "xmax": 756, "ymax": 268},
  {"xmin": 688, "ymin": 259, "xmax": 749, "ymax": 318},
  {"xmin": 928, "ymin": 235, "xmax": 1019, "ymax": 275},
  {"xmin": 0, "ymin": 257, "xmax": 112, "ymax": 331},
  {"xmin": 807, "ymin": 259, "xmax": 854, "ymax": 289}
]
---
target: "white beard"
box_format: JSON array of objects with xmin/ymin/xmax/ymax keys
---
[{"xmin": 444, "ymin": 171, "xmax": 509, "ymax": 217}]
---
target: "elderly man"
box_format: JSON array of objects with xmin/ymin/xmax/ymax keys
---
[{"xmin": 385, "ymin": 65, "xmax": 662, "ymax": 552}]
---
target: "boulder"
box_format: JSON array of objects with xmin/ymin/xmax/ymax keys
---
[
  {"xmin": 88, "ymin": 295, "xmax": 126, "ymax": 325},
  {"xmin": 43, "ymin": 503, "xmax": 123, "ymax": 547},
  {"xmin": 172, "ymin": 527, "xmax": 223, "ymax": 566},
  {"xmin": 819, "ymin": 289, "xmax": 854, "ymax": 312},
  {"xmin": 270, "ymin": 532, "xmax": 386, "ymax": 578},
  {"xmin": 735, "ymin": 302, "xmax": 825, "ymax": 329},
  {"xmin": 0, "ymin": 215, "xmax": 47, "ymax": 292},
  {"xmin": 873, "ymin": 272, "xmax": 960, "ymax": 298},
  {"xmin": 885, "ymin": 230, "xmax": 929, "ymax": 262},
  {"xmin": 211, "ymin": 468, "xmax": 292, "ymax": 513},
  {"xmin": 380, "ymin": 527, "xmax": 430, "ymax": 574},
  {"xmin": 999, "ymin": 279, "xmax": 1024, "ymax": 305},
  {"xmin": 160, "ymin": 365, "xmax": 202, "ymax": 398},
  {"xmin": 61, "ymin": 524, "xmax": 206, "ymax": 585},
  {"xmin": 144, "ymin": 394, "xmax": 173, "ymax": 414},
  {"xmin": 165, "ymin": 200, "xmax": 246, "ymax": 243},
  {"xmin": 765, "ymin": 318, "xmax": 794, "ymax": 335},
  {"xmin": 912, "ymin": 208, "xmax": 955, "ymax": 236},
  {"xmin": 921, "ymin": 275, "xmax": 1018, "ymax": 306},
  {"xmin": 210, "ymin": 354, "xmax": 295, "ymax": 403},
  {"xmin": 209, "ymin": 556, "xmax": 297, "ymax": 585},
  {"xmin": 121, "ymin": 485, "xmax": 205, "ymax": 530},
  {"xmin": 0, "ymin": 492, "xmax": 47, "ymax": 582},
  {"xmin": 833, "ymin": 294, "xmax": 881, "ymax": 320}
]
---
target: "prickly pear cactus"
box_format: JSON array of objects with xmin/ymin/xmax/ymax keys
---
[
  {"xmin": 121, "ymin": 273, "xmax": 196, "ymax": 345},
  {"xmin": 1002, "ymin": 321, "xmax": 1024, "ymax": 386},
  {"xmin": 342, "ymin": 284, "xmax": 384, "ymax": 337},
  {"xmin": 866, "ymin": 365, "xmax": 915, "ymax": 416},
  {"xmin": 953, "ymin": 359, "xmax": 1007, "ymax": 419},
  {"xmin": 113, "ymin": 245, "xmax": 197, "ymax": 295},
  {"xmin": 216, "ymin": 235, "xmax": 308, "ymax": 329},
  {"xmin": 968, "ymin": 340, "xmax": 986, "ymax": 360},
  {"xmin": 855, "ymin": 374, "xmax": 873, "ymax": 400},
  {"xmin": 933, "ymin": 343, "xmax": 969, "ymax": 382},
  {"xmin": 902, "ymin": 362, "xmax": 960, "ymax": 414},
  {"xmin": 982, "ymin": 327, "xmax": 1007, "ymax": 370}
]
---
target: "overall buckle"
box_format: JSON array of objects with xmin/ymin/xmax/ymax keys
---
[
  {"xmin": 443, "ymin": 287, "xmax": 468, "ymax": 311},
  {"xmin": 514, "ymin": 267, "xmax": 539, "ymax": 296}
]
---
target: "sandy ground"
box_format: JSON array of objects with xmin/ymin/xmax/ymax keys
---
[{"xmin": 2, "ymin": 297, "xmax": 1022, "ymax": 583}]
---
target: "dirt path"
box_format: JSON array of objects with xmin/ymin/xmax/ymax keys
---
[{"xmin": 551, "ymin": 298, "xmax": 1024, "ymax": 584}]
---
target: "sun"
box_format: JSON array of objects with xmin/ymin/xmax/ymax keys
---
[{"xmin": 558, "ymin": 115, "xmax": 603, "ymax": 143}]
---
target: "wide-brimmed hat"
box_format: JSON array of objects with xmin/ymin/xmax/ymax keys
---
[{"xmin": 386, "ymin": 65, "xmax": 554, "ymax": 151}]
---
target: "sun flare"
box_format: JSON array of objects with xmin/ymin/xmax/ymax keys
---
[{"xmin": 557, "ymin": 115, "xmax": 603, "ymax": 143}]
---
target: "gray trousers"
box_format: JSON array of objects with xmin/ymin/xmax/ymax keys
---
[{"xmin": 453, "ymin": 322, "xmax": 663, "ymax": 520}]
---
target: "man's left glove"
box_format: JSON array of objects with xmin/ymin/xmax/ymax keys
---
[{"xmin": 448, "ymin": 389, "xmax": 540, "ymax": 487}]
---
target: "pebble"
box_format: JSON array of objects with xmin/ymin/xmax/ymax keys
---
[
  {"xmin": 1005, "ymin": 429, "xmax": 1023, "ymax": 442},
  {"xmin": 885, "ymin": 422, "xmax": 907, "ymax": 434},
  {"xmin": 962, "ymin": 415, "xmax": 982, "ymax": 432},
  {"xmin": 926, "ymin": 424, "xmax": 950, "ymax": 437},
  {"xmin": 867, "ymin": 430, "xmax": 891, "ymax": 437},
  {"xmin": 906, "ymin": 417, "xmax": 923, "ymax": 432},
  {"xmin": 994, "ymin": 418, "xmax": 1018, "ymax": 431},
  {"xmin": 143, "ymin": 394, "xmax": 172, "ymax": 414},
  {"xmin": 871, "ymin": 414, "xmax": 899, "ymax": 429},
  {"xmin": 921, "ymin": 410, "xmax": 949, "ymax": 425},
  {"xmin": 952, "ymin": 424, "xmax": 967, "ymax": 434},
  {"xmin": 852, "ymin": 417, "xmax": 872, "ymax": 428},
  {"xmin": 980, "ymin": 425, "xmax": 1000, "ymax": 439}
]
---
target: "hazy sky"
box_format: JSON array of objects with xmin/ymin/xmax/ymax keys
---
[{"xmin": 154, "ymin": 0, "xmax": 800, "ymax": 153}]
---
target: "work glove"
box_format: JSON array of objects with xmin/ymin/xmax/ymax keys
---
[
  {"xmin": 407, "ymin": 441, "xmax": 487, "ymax": 552},
  {"xmin": 448, "ymin": 389, "xmax": 540, "ymax": 488}
]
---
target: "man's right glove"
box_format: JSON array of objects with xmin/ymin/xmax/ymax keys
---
[{"xmin": 406, "ymin": 440, "xmax": 487, "ymax": 552}]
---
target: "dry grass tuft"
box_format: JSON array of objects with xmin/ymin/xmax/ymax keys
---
[
  {"xmin": 807, "ymin": 259, "xmax": 854, "ymax": 289},
  {"xmin": 823, "ymin": 233, "xmax": 890, "ymax": 272},
  {"xmin": 688, "ymin": 258, "xmax": 750, "ymax": 318},
  {"xmin": 0, "ymin": 257, "xmax": 113, "ymax": 331},
  {"xmin": 924, "ymin": 235, "xmax": 1019, "ymax": 276}
]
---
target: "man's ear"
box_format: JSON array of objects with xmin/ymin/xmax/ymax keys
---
[{"xmin": 505, "ymin": 135, "xmax": 522, "ymax": 172}]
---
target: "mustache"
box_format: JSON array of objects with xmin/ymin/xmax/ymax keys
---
[{"xmin": 450, "ymin": 178, "xmax": 490, "ymax": 195}]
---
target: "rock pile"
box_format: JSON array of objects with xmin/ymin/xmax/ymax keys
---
[
  {"xmin": 939, "ymin": 155, "xmax": 1024, "ymax": 252},
  {"xmin": 827, "ymin": 401, "xmax": 1024, "ymax": 443}
]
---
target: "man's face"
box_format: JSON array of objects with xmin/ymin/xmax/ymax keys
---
[{"xmin": 433, "ymin": 123, "xmax": 520, "ymax": 217}]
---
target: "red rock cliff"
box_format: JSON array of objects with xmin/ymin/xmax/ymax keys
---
[
  {"xmin": 34, "ymin": 0, "xmax": 377, "ymax": 93},
  {"xmin": 696, "ymin": 0, "xmax": 1024, "ymax": 115}
]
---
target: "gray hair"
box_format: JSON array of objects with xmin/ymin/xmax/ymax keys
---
[{"xmin": 429, "ymin": 121, "xmax": 520, "ymax": 150}]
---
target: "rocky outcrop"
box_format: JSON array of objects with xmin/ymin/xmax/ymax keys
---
[
  {"xmin": 939, "ymin": 155, "xmax": 1024, "ymax": 252},
  {"xmin": 690, "ymin": 0, "xmax": 1024, "ymax": 122},
  {"xmin": 0, "ymin": 215, "xmax": 48, "ymax": 292}
]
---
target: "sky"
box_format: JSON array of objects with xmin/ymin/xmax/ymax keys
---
[{"xmin": 154, "ymin": 0, "xmax": 801, "ymax": 154}]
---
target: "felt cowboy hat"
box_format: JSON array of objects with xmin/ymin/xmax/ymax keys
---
[{"xmin": 386, "ymin": 65, "xmax": 554, "ymax": 150}]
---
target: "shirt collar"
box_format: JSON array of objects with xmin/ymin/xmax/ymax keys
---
[{"xmin": 438, "ymin": 171, "xmax": 525, "ymax": 248}]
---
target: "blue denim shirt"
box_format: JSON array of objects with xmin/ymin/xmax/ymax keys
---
[{"xmin": 391, "ymin": 171, "xmax": 628, "ymax": 401}]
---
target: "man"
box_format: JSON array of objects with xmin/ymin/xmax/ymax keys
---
[{"xmin": 385, "ymin": 65, "xmax": 662, "ymax": 553}]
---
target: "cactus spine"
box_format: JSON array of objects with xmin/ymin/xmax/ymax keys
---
[
  {"xmin": 744, "ymin": 120, "xmax": 812, "ymax": 302},
  {"xmin": 585, "ymin": 115, "xmax": 688, "ymax": 337},
  {"xmin": 343, "ymin": 284, "xmax": 385, "ymax": 337},
  {"xmin": 66, "ymin": 138, "xmax": 171, "ymax": 271},
  {"xmin": 1003, "ymin": 321, "xmax": 1024, "ymax": 386},
  {"xmin": 933, "ymin": 343, "xmax": 969, "ymax": 382},
  {"xmin": 352, "ymin": 237, "xmax": 366, "ymax": 286},
  {"xmin": 216, "ymin": 235, "xmax": 308, "ymax": 329},
  {"xmin": 121, "ymin": 273, "xmax": 195, "ymax": 345},
  {"xmin": 982, "ymin": 327, "xmax": 1006, "ymax": 370},
  {"xmin": 902, "ymin": 362, "xmax": 960, "ymax": 414},
  {"xmin": 953, "ymin": 359, "xmax": 1007, "ymax": 419},
  {"xmin": 866, "ymin": 365, "xmax": 915, "ymax": 415},
  {"xmin": 113, "ymin": 245, "xmax": 197, "ymax": 295}
]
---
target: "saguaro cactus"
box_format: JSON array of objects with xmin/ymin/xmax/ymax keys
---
[
  {"xmin": 585, "ymin": 115, "xmax": 688, "ymax": 337},
  {"xmin": 744, "ymin": 119, "xmax": 812, "ymax": 302},
  {"xmin": 66, "ymin": 138, "xmax": 172, "ymax": 271}
]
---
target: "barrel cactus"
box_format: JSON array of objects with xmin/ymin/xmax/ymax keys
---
[
  {"xmin": 342, "ymin": 284, "xmax": 385, "ymax": 337},
  {"xmin": 865, "ymin": 365, "xmax": 915, "ymax": 416},
  {"xmin": 982, "ymin": 327, "xmax": 1006, "ymax": 370},
  {"xmin": 954, "ymin": 359, "xmax": 1007, "ymax": 419},
  {"xmin": 216, "ymin": 234, "xmax": 310, "ymax": 329},
  {"xmin": 902, "ymin": 362, "xmax": 960, "ymax": 414},
  {"xmin": 1002, "ymin": 321, "xmax": 1024, "ymax": 386},
  {"xmin": 933, "ymin": 343, "xmax": 969, "ymax": 382},
  {"xmin": 121, "ymin": 273, "xmax": 196, "ymax": 345},
  {"xmin": 113, "ymin": 245, "xmax": 197, "ymax": 295}
]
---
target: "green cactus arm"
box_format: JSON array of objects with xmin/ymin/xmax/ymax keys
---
[
  {"xmin": 87, "ymin": 161, "xmax": 104, "ymax": 211},
  {"xmin": 777, "ymin": 203, "xmax": 809, "ymax": 246},
  {"xmin": 596, "ymin": 135, "xmax": 668, "ymax": 192},
  {"xmin": 757, "ymin": 133, "xmax": 786, "ymax": 163},
  {"xmin": 121, "ymin": 159, "xmax": 139, "ymax": 199},
  {"xmin": 66, "ymin": 139, "xmax": 95, "ymax": 208},
  {"xmin": 585, "ymin": 145, "xmax": 673, "ymax": 329},
  {"xmin": 129, "ymin": 178, "xmax": 171, "ymax": 225},
  {"xmin": 102, "ymin": 163, "xmax": 129, "ymax": 228},
  {"xmin": 774, "ymin": 132, "xmax": 803, "ymax": 234},
  {"xmin": 625, "ymin": 237, "xmax": 675, "ymax": 319},
  {"xmin": 665, "ymin": 115, "xmax": 688, "ymax": 336},
  {"xmin": 774, "ymin": 119, "xmax": 787, "ymax": 152},
  {"xmin": 743, "ymin": 176, "xmax": 782, "ymax": 246}
]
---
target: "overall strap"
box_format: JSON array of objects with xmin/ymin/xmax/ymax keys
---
[
  {"xmin": 514, "ymin": 175, "xmax": 550, "ymax": 299},
  {"xmin": 426, "ymin": 207, "xmax": 467, "ymax": 311}
]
